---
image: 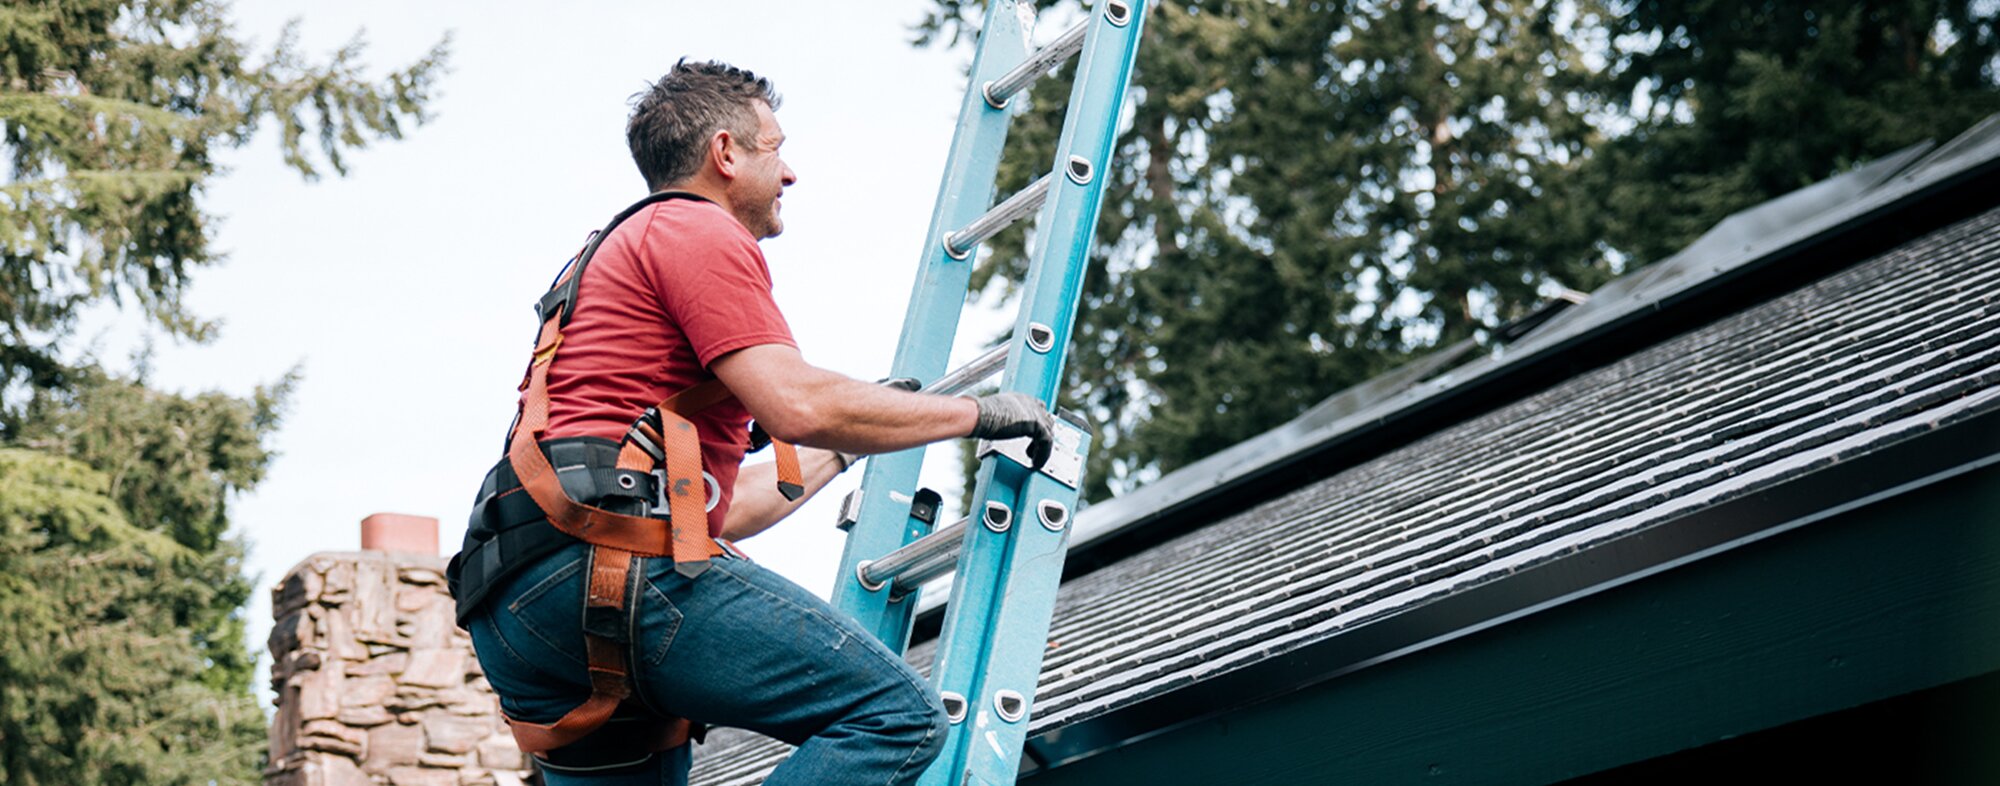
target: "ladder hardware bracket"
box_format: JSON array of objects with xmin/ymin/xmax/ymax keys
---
[
  {"xmin": 977, "ymin": 419, "xmax": 1088, "ymax": 489},
  {"xmin": 941, "ymin": 692, "xmax": 969, "ymax": 724},
  {"xmin": 941, "ymin": 234, "xmax": 975, "ymax": 261},
  {"xmin": 994, "ymin": 689, "xmax": 1028, "ymax": 723},
  {"xmin": 1037, "ymin": 500, "xmax": 1069, "ymax": 532},
  {"xmin": 981, "ymin": 80, "xmax": 1010, "ymax": 110},
  {"xmin": 1105, "ymin": 0, "xmax": 1133, "ymax": 26},
  {"xmin": 855, "ymin": 560, "xmax": 886, "ymax": 593},
  {"xmin": 1065, "ymin": 155, "xmax": 1094, "ymax": 185},
  {"xmin": 1026, "ymin": 322, "xmax": 1056, "ymax": 353},
  {"xmin": 910, "ymin": 488, "xmax": 943, "ymax": 526},
  {"xmin": 836, "ymin": 489, "xmax": 864, "ymax": 532},
  {"xmin": 982, "ymin": 501, "xmax": 1013, "ymax": 533}
]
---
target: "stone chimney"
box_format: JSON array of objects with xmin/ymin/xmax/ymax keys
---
[{"xmin": 264, "ymin": 515, "xmax": 531, "ymax": 786}]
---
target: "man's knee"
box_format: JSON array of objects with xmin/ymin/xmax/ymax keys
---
[
  {"xmin": 883, "ymin": 684, "xmax": 949, "ymax": 781},
  {"xmin": 912, "ymin": 687, "xmax": 948, "ymax": 759},
  {"xmin": 877, "ymin": 677, "xmax": 949, "ymax": 759}
]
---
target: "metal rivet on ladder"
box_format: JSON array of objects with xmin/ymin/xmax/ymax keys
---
[
  {"xmin": 1105, "ymin": 0, "xmax": 1133, "ymax": 26},
  {"xmin": 941, "ymin": 234, "xmax": 974, "ymax": 261},
  {"xmin": 983, "ymin": 501, "xmax": 1013, "ymax": 533},
  {"xmin": 1026, "ymin": 323, "xmax": 1056, "ymax": 353},
  {"xmin": 1037, "ymin": 500, "xmax": 1069, "ymax": 532},
  {"xmin": 855, "ymin": 560, "xmax": 886, "ymax": 592},
  {"xmin": 1066, "ymin": 155, "xmax": 1094, "ymax": 185},
  {"xmin": 994, "ymin": 690, "xmax": 1028, "ymax": 723},
  {"xmin": 981, "ymin": 80, "xmax": 1010, "ymax": 110},
  {"xmin": 941, "ymin": 692, "xmax": 968, "ymax": 724}
]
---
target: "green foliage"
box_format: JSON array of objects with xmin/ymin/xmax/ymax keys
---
[
  {"xmin": 920, "ymin": 0, "xmax": 1617, "ymax": 499},
  {"xmin": 0, "ymin": 2, "xmax": 447, "ymax": 781},
  {"xmin": 0, "ymin": 448, "xmax": 265, "ymax": 786},
  {"xmin": 7, "ymin": 365, "xmax": 294, "ymax": 696},
  {"xmin": 918, "ymin": 1, "xmax": 1999, "ymax": 501},
  {"xmin": 0, "ymin": 0, "xmax": 449, "ymax": 386},
  {"xmin": 1589, "ymin": 0, "xmax": 2000, "ymax": 263}
]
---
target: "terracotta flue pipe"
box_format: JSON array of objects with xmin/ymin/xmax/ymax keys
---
[{"xmin": 360, "ymin": 513, "xmax": 439, "ymax": 556}]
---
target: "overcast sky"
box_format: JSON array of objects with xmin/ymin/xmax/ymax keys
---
[{"xmin": 85, "ymin": 0, "xmax": 1032, "ymax": 701}]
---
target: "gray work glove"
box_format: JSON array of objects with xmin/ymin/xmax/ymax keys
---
[
  {"xmin": 968, "ymin": 392, "xmax": 1055, "ymax": 470},
  {"xmin": 834, "ymin": 377, "xmax": 926, "ymax": 472}
]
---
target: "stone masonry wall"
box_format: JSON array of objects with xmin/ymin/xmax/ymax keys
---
[{"xmin": 265, "ymin": 551, "xmax": 533, "ymax": 786}]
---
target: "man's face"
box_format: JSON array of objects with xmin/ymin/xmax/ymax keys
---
[{"xmin": 726, "ymin": 101, "xmax": 795, "ymax": 239}]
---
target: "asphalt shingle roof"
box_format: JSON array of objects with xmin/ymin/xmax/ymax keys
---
[{"xmin": 689, "ymin": 175, "xmax": 2000, "ymax": 786}]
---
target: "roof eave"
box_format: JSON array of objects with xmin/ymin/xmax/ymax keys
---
[{"xmin": 1021, "ymin": 403, "xmax": 2000, "ymax": 774}]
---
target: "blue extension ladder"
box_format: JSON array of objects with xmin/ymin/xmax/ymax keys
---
[{"xmin": 826, "ymin": 1, "xmax": 1148, "ymax": 784}]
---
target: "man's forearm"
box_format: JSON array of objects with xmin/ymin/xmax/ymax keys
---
[
  {"xmin": 719, "ymin": 446, "xmax": 847, "ymax": 540},
  {"xmin": 711, "ymin": 344, "xmax": 1049, "ymax": 465},
  {"xmin": 762, "ymin": 368, "xmax": 979, "ymax": 454}
]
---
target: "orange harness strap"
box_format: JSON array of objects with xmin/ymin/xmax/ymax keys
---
[
  {"xmin": 506, "ymin": 313, "xmax": 730, "ymax": 560},
  {"xmin": 500, "ymin": 305, "xmax": 737, "ymax": 756},
  {"xmin": 498, "ymin": 200, "xmax": 817, "ymax": 758}
]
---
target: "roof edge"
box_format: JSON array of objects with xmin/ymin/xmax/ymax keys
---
[{"xmin": 1020, "ymin": 404, "xmax": 2000, "ymax": 773}]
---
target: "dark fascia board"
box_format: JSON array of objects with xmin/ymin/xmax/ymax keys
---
[
  {"xmin": 1047, "ymin": 116, "xmax": 2000, "ymax": 581},
  {"xmin": 1019, "ymin": 396, "xmax": 2000, "ymax": 773}
]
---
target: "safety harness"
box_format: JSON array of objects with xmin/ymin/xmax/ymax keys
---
[{"xmin": 448, "ymin": 191, "xmax": 806, "ymax": 763}]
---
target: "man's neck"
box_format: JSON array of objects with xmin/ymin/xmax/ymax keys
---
[{"xmin": 661, "ymin": 179, "xmax": 730, "ymax": 212}]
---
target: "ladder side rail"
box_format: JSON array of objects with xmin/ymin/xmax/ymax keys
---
[
  {"xmin": 831, "ymin": 0, "xmax": 1033, "ymax": 650},
  {"xmin": 919, "ymin": 457, "xmax": 1029, "ymax": 759},
  {"xmin": 920, "ymin": 2, "xmax": 1149, "ymax": 783},
  {"xmin": 957, "ymin": 444, "xmax": 1087, "ymax": 785}
]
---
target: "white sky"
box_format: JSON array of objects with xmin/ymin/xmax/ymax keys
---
[{"xmin": 86, "ymin": 1, "xmax": 1025, "ymax": 702}]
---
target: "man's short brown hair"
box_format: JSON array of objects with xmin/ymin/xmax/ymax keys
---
[{"xmin": 627, "ymin": 59, "xmax": 782, "ymax": 191}]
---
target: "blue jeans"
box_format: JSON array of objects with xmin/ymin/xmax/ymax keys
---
[{"xmin": 468, "ymin": 542, "xmax": 947, "ymax": 785}]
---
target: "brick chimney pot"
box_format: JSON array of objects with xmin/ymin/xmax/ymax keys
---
[{"xmin": 360, "ymin": 513, "xmax": 439, "ymax": 556}]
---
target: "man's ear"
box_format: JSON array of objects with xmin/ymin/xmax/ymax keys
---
[{"xmin": 709, "ymin": 130, "xmax": 738, "ymax": 180}]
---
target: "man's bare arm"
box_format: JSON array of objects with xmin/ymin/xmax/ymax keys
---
[
  {"xmin": 721, "ymin": 446, "xmax": 847, "ymax": 541},
  {"xmin": 709, "ymin": 344, "xmax": 979, "ymax": 454}
]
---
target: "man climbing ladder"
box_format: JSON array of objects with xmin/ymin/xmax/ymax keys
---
[{"xmin": 448, "ymin": 60, "xmax": 1056, "ymax": 785}]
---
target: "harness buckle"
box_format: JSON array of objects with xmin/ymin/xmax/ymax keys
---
[
  {"xmin": 532, "ymin": 334, "xmax": 564, "ymax": 366},
  {"xmin": 649, "ymin": 468, "xmax": 672, "ymax": 518},
  {"xmin": 650, "ymin": 468, "xmax": 723, "ymax": 516}
]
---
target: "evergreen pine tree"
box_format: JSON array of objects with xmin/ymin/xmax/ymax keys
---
[
  {"xmin": 920, "ymin": 0, "xmax": 1615, "ymax": 498},
  {"xmin": 0, "ymin": 3, "xmax": 447, "ymax": 780},
  {"xmin": 1589, "ymin": 0, "xmax": 2000, "ymax": 264}
]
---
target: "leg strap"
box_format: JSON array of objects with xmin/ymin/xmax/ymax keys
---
[{"xmin": 504, "ymin": 543, "xmax": 696, "ymax": 755}]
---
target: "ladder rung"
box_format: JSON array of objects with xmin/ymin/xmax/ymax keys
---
[
  {"xmin": 859, "ymin": 516, "xmax": 968, "ymax": 592},
  {"xmin": 942, "ymin": 173, "xmax": 1053, "ymax": 260},
  {"xmin": 981, "ymin": 19, "xmax": 1090, "ymax": 109},
  {"xmin": 924, "ymin": 343, "xmax": 1010, "ymax": 397}
]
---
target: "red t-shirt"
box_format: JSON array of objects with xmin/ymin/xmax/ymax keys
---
[{"xmin": 539, "ymin": 197, "xmax": 796, "ymax": 534}]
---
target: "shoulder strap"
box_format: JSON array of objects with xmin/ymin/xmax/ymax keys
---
[{"xmin": 537, "ymin": 191, "xmax": 711, "ymax": 330}]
